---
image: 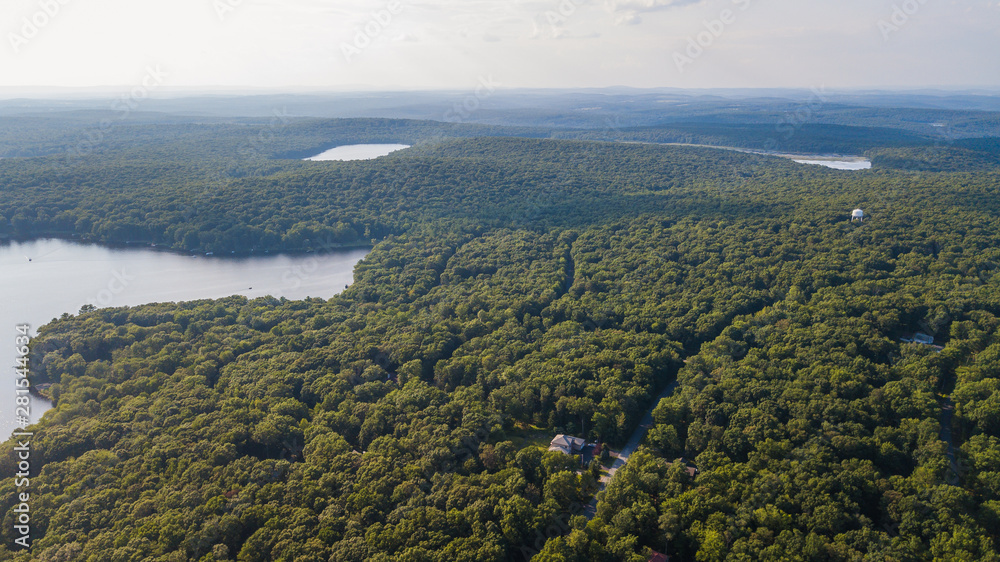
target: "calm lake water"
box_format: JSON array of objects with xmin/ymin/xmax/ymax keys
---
[
  {"xmin": 0, "ymin": 239, "xmax": 368, "ymax": 432},
  {"xmin": 792, "ymin": 159, "xmax": 872, "ymax": 170},
  {"xmin": 304, "ymin": 143, "xmax": 410, "ymax": 161},
  {"xmin": 664, "ymin": 144, "xmax": 873, "ymax": 171}
]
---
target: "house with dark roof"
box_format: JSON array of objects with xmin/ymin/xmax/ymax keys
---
[{"xmin": 901, "ymin": 332, "xmax": 934, "ymax": 345}]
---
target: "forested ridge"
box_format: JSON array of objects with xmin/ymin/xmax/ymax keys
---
[{"xmin": 2, "ymin": 118, "xmax": 1000, "ymax": 561}]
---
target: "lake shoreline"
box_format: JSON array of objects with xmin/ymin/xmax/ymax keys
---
[
  {"xmin": 2, "ymin": 238, "xmax": 370, "ymax": 428},
  {"xmin": 623, "ymin": 141, "xmax": 873, "ymax": 168},
  {"xmin": 304, "ymin": 143, "xmax": 411, "ymax": 161},
  {"xmin": 0, "ymin": 232, "xmax": 376, "ymax": 258}
]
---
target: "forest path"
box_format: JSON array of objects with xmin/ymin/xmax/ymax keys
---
[
  {"xmin": 563, "ymin": 248, "xmax": 575, "ymax": 294},
  {"xmin": 580, "ymin": 298, "xmax": 781, "ymax": 520},
  {"xmin": 583, "ymin": 380, "xmax": 679, "ymax": 519},
  {"xmin": 937, "ymin": 350, "xmax": 962, "ymax": 485}
]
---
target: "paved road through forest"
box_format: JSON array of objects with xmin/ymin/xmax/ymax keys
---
[{"xmin": 584, "ymin": 379, "xmax": 679, "ymax": 519}]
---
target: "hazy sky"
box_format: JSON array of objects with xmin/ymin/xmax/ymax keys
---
[{"xmin": 1, "ymin": 0, "xmax": 998, "ymax": 91}]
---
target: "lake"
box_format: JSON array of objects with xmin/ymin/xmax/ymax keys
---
[
  {"xmin": 750, "ymin": 150, "xmax": 872, "ymax": 170},
  {"xmin": 0, "ymin": 239, "xmax": 368, "ymax": 433},
  {"xmin": 304, "ymin": 143, "xmax": 411, "ymax": 161},
  {"xmin": 661, "ymin": 143, "xmax": 873, "ymax": 171},
  {"xmin": 791, "ymin": 158, "xmax": 872, "ymax": 170}
]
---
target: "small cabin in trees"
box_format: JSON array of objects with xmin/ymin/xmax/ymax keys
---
[{"xmin": 901, "ymin": 332, "xmax": 934, "ymax": 345}]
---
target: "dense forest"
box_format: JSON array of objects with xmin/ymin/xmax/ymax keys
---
[{"xmin": 2, "ymin": 111, "xmax": 1000, "ymax": 560}]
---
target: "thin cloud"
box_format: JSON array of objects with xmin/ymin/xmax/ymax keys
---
[
  {"xmin": 604, "ymin": 0, "xmax": 702, "ymax": 24},
  {"xmin": 0, "ymin": 0, "xmax": 996, "ymax": 90}
]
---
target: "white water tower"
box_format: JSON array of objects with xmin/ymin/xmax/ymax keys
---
[{"xmin": 851, "ymin": 209, "xmax": 865, "ymax": 222}]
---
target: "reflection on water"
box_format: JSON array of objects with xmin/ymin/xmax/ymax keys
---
[{"xmin": 0, "ymin": 239, "xmax": 368, "ymax": 432}]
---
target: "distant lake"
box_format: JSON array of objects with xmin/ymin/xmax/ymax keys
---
[
  {"xmin": 0, "ymin": 239, "xmax": 368, "ymax": 432},
  {"xmin": 660, "ymin": 143, "xmax": 872, "ymax": 171},
  {"xmin": 791, "ymin": 158, "xmax": 872, "ymax": 170},
  {"xmin": 304, "ymin": 143, "xmax": 410, "ymax": 161}
]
